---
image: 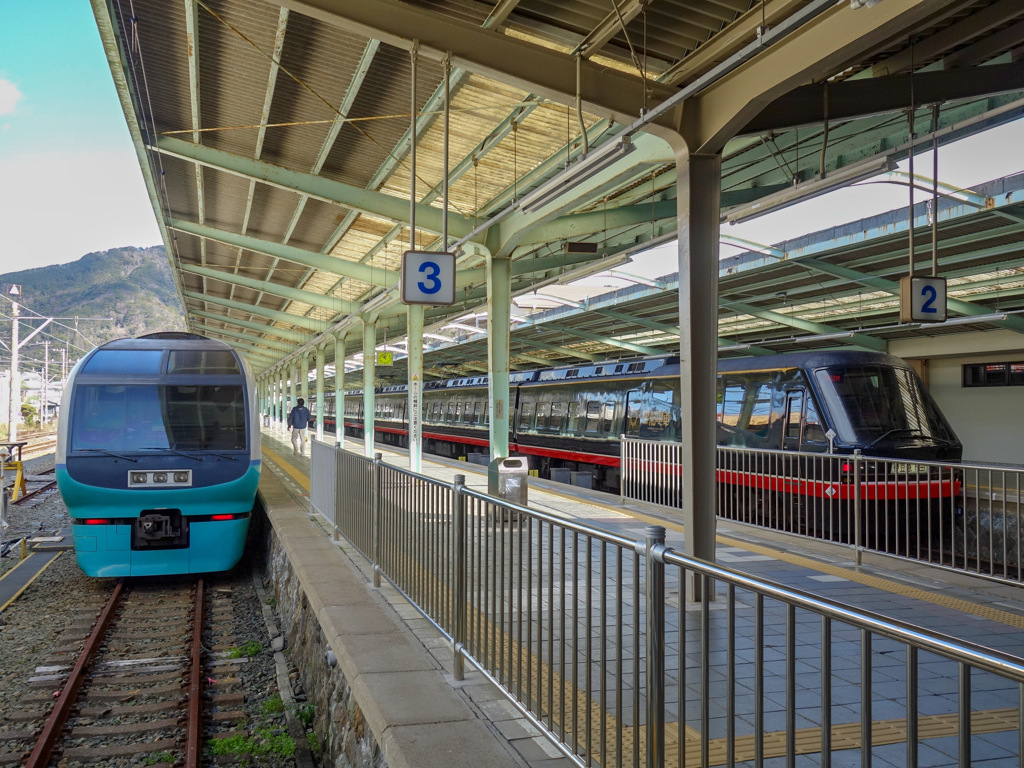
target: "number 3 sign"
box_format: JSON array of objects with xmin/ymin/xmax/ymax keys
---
[
  {"xmin": 900, "ymin": 275, "xmax": 947, "ymax": 323},
  {"xmin": 401, "ymin": 251, "xmax": 456, "ymax": 306}
]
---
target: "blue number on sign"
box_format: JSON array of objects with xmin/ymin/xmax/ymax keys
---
[
  {"xmin": 417, "ymin": 261, "xmax": 442, "ymax": 295},
  {"xmin": 921, "ymin": 284, "xmax": 938, "ymax": 314}
]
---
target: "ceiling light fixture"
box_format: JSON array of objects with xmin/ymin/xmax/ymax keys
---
[
  {"xmin": 723, "ymin": 155, "xmax": 897, "ymax": 224},
  {"xmin": 519, "ymin": 137, "xmax": 635, "ymax": 214}
]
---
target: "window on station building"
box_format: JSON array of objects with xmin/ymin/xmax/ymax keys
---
[{"xmin": 963, "ymin": 361, "xmax": 1024, "ymax": 387}]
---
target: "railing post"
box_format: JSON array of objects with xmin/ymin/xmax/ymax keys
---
[
  {"xmin": 620, "ymin": 435, "xmax": 626, "ymax": 506},
  {"xmin": 332, "ymin": 444, "xmax": 341, "ymax": 541},
  {"xmin": 452, "ymin": 474, "xmax": 467, "ymax": 681},
  {"xmin": 373, "ymin": 452, "xmax": 382, "ymax": 588},
  {"xmin": 644, "ymin": 525, "xmax": 666, "ymax": 768},
  {"xmin": 853, "ymin": 449, "xmax": 863, "ymax": 566}
]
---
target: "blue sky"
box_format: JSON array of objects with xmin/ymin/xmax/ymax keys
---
[{"xmin": 0, "ymin": 1, "xmax": 161, "ymax": 274}]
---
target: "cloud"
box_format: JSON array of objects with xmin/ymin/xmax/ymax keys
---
[{"xmin": 0, "ymin": 78, "xmax": 22, "ymax": 116}]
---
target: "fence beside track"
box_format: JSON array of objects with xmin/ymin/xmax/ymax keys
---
[
  {"xmin": 309, "ymin": 438, "xmax": 1024, "ymax": 768},
  {"xmin": 621, "ymin": 437, "xmax": 1024, "ymax": 584}
]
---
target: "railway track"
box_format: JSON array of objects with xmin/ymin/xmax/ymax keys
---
[{"xmin": 4, "ymin": 577, "xmax": 249, "ymax": 767}]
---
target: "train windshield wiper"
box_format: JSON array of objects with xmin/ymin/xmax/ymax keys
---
[
  {"xmin": 866, "ymin": 428, "xmax": 926, "ymax": 448},
  {"xmin": 77, "ymin": 448, "xmax": 138, "ymax": 463},
  {"xmin": 202, "ymin": 451, "xmax": 239, "ymax": 462},
  {"xmin": 140, "ymin": 447, "xmax": 204, "ymax": 462}
]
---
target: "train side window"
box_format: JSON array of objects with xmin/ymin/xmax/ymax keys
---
[
  {"xmin": 601, "ymin": 402, "xmax": 616, "ymax": 434},
  {"xmin": 472, "ymin": 401, "xmax": 482, "ymax": 425},
  {"xmin": 550, "ymin": 402, "xmax": 567, "ymax": 433},
  {"xmin": 518, "ymin": 402, "xmax": 533, "ymax": 431},
  {"xmin": 454, "ymin": 401, "xmax": 462, "ymax": 422},
  {"xmin": 446, "ymin": 401, "xmax": 456, "ymax": 423},
  {"xmin": 537, "ymin": 402, "xmax": 551, "ymax": 431},
  {"xmin": 568, "ymin": 402, "xmax": 581, "ymax": 433},
  {"xmin": 748, "ymin": 382, "xmax": 773, "ymax": 438},
  {"xmin": 720, "ymin": 378, "xmax": 745, "ymax": 427},
  {"xmin": 483, "ymin": 401, "xmax": 490, "ymax": 426},
  {"xmin": 584, "ymin": 402, "xmax": 602, "ymax": 434}
]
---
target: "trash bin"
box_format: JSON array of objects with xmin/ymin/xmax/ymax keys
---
[
  {"xmin": 488, "ymin": 457, "xmax": 529, "ymax": 507},
  {"xmin": 551, "ymin": 467, "xmax": 571, "ymax": 484}
]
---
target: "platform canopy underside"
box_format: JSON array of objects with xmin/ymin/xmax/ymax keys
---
[{"xmin": 94, "ymin": 0, "xmax": 1024, "ymax": 378}]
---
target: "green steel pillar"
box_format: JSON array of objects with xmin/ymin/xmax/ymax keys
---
[
  {"xmin": 362, "ymin": 318, "xmax": 376, "ymax": 458},
  {"xmin": 407, "ymin": 304, "xmax": 424, "ymax": 473},
  {"xmin": 300, "ymin": 355, "xmax": 310, "ymax": 405},
  {"xmin": 335, "ymin": 335, "xmax": 346, "ymax": 449},
  {"xmin": 487, "ymin": 255, "xmax": 512, "ymax": 483},
  {"xmin": 674, "ymin": 147, "xmax": 722, "ymax": 600},
  {"xmin": 315, "ymin": 346, "xmax": 326, "ymax": 441}
]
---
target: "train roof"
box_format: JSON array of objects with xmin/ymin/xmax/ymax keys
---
[
  {"xmin": 334, "ymin": 350, "xmax": 916, "ymax": 396},
  {"xmin": 98, "ymin": 333, "xmax": 234, "ymax": 351}
]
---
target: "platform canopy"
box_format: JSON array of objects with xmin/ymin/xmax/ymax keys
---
[{"xmin": 94, "ymin": 0, "xmax": 1024, "ymax": 377}]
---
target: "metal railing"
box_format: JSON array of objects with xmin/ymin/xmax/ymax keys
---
[
  {"xmin": 622, "ymin": 437, "xmax": 1024, "ymax": 583},
  {"xmin": 311, "ymin": 441, "xmax": 1024, "ymax": 768}
]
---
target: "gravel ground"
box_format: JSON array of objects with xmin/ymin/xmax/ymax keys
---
[{"xmin": 0, "ymin": 456, "xmax": 316, "ymax": 767}]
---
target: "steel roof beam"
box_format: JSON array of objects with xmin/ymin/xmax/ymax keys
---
[
  {"xmin": 184, "ymin": 0, "xmax": 207, "ymax": 275},
  {"xmin": 689, "ymin": 0, "xmax": 962, "ymax": 153},
  {"xmin": 180, "ymin": 264, "xmax": 360, "ymax": 315},
  {"xmin": 513, "ymin": 336, "xmax": 603, "ymax": 362},
  {"xmin": 183, "ymin": 291, "xmax": 332, "ymax": 332},
  {"xmin": 189, "ymin": 310, "xmax": 310, "ymax": 344},
  {"xmin": 169, "ymin": 218, "xmax": 398, "ymax": 288},
  {"xmin": 871, "ymin": 0, "xmax": 1022, "ymax": 77},
  {"xmin": 742, "ymin": 63, "xmax": 1024, "ymax": 135},
  {"xmin": 725, "ymin": 301, "xmax": 887, "ymax": 351},
  {"xmin": 191, "ymin": 323, "xmax": 296, "ymax": 354},
  {"xmin": 576, "ymin": 0, "xmax": 649, "ymax": 59},
  {"xmin": 152, "ymin": 135, "xmax": 478, "ymax": 240},
  {"xmin": 275, "ymin": 0, "xmax": 677, "ymax": 129},
  {"xmin": 800, "ymin": 257, "xmax": 1024, "ymax": 334},
  {"xmin": 541, "ymin": 322, "xmax": 662, "ymax": 355}
]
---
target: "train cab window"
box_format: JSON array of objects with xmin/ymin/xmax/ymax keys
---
[
  {"xmin": 783, "ymin": 389, "xmax": 826, "ymax": 452},
  {"xmin": 83, "ymin": 350, "xmax": 163, "ymax": 375},
  {"xmin": 550, "ymin": 402, "xmax": 567, "ymax": 433},
  {"xmin": 584, "ymin": 402, "xmax": 602, "ymax": 434},
  {"xmin": 168, "ymin": 350, "xmax": 240, "ymax": 375},
  {"xmin": 518, "ymin": 402, "xmax": 533, "ymax": 431}
]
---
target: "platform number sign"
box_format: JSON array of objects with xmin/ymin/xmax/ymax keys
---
[
  {"xmin": 900, "ymin": 275, "xmax": 947, "ymax": 323},
  {"xmin": 401, "ymin": 251, "xmax": 455, "ymax": 306}
]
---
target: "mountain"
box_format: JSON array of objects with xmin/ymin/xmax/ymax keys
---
[{"xmin": 0, "ymin": 245, "xmax": 186, "ymax": 368}]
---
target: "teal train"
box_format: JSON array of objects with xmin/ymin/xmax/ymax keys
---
[{"xmin": 56, "ymin": 333, "xmax": 261, "ymax": 577}]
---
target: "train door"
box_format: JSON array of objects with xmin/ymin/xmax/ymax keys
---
[{"xmin": 783, "ymin": 389, "xmax": 828, "ymax": 452}]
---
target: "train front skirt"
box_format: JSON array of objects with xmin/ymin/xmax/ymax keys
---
[{"xmin": 57, "ymin": 465, "xmax": 259, "ymax": 577}]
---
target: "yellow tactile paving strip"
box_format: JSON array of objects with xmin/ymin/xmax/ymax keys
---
[{"xmin": 261, "ymin": 439, "xmax": 1024, "ymax": 765}]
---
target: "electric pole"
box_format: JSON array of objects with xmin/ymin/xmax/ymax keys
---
[{"xmin": 8, "ymin": 287, "xmax": 19, "ymax": 443}]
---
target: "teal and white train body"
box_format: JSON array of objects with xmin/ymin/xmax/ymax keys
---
[{"xmin": 56, "ymin": 333, "xmax": 261, "ymax": 577}]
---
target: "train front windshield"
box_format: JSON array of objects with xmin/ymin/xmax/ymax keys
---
[
  {"xmin": 813, "ymin": 365, "xmax": 956, "ymax": 447},
  {"xmin": 70, "ymin": 384, "xmax": 247, "ymax": 453}
]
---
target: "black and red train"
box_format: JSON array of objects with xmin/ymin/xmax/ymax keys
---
[{"xmin": 311, "ymin": 350, "xmax": 961, "ymax": 494}]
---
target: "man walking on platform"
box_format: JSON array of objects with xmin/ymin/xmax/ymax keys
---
[{"xmin": 288, "ymin": 397, "xmax": 312, "ymax": 456}]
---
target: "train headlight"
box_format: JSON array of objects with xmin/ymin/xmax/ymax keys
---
[
  {"xmin": 173, "ymin": 472, "xmax": 189, "ymax": 483},
  {"xmin": 153, "ymin": 472, "xmax": 168, "ymax": 483},
  {"xmin": 132, "ymin": 473, "xmax": 148, "ymax": 484}
]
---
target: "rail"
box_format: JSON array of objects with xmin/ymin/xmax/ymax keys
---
[
  {"xmin": 309, "ymin": 439, "xmax": 1024, "ymax": 768},
  {"xmin": 622, "ymin": 437, "xmax": 1024, "ymax": 583}
]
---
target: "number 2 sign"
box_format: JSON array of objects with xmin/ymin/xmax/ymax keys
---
[
  {"xmin": 401, "ymin": 251, "xmax": 456, "ymax": 306},
  {"xmin": 900, "ymin": 275, "xmax": 947, "ymax": 323}
]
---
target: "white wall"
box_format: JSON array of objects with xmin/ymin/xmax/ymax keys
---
[{"xmin": 891, "ymin": 332, "xmax": 1024, "ymax": 465}]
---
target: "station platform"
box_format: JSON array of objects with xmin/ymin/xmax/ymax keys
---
[{"xmin": 258, "ymin": 427, "xmax": 1024, "ymax": 767}]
